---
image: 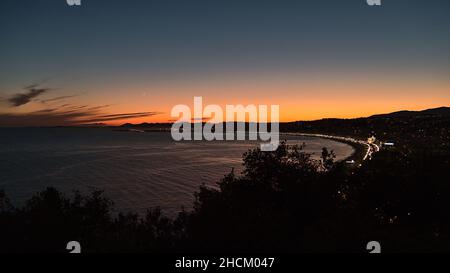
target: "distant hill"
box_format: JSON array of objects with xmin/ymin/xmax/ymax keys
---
[
  {"xmin": 118, "ymin": 107, "xmax": 450, "ymax": 128},
  {"xmin": 116, "ymin": 106, "xmax": 449, "ymax": 150},
  {"xmin": 369, "ymin": 107, "xmax": 450, "ymax": 119}
]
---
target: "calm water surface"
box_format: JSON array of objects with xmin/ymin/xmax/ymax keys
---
[{"xmin": 0, "ymin": 128, "xmax": 354, "ymax": 216}]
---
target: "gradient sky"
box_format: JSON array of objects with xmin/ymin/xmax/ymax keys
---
[{"xmin": 1, "ymin": 0, "xmax": 449, "ymax": 126}]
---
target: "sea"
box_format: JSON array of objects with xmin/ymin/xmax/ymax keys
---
[{"xmin": 0, "ymin": 128, "xmax": 354, "ymax": 216}]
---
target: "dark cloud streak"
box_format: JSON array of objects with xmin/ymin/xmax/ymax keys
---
[
  {"xmin": 1, "ymin": 84, "xmax": 161, "ymax": 126},
  {"xmin": 79, "ymin": 112, "xmax": 161, "ymax": 123},
  {"xmin": 95, "ymin": 112, "xmax": 161, "ymax": 118},
  {"xmin": 8, "ymin": 87, "xmax": 50, "ymax": 107},
  {"xmin": 0, "ymin": 108, "xmax": 161, "ymax": 127},
  {"xmin": 41, "ymin": 95, "xmax": 78, "ymax": 103}
]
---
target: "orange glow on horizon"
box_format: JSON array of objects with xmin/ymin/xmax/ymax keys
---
[
  {"xmin": 2, "ymin": 71, "xmax": 449, "ymax": 127},
  {"xmin": 99, "ymin": 76, "xmax": 450, "ymax": 125}
]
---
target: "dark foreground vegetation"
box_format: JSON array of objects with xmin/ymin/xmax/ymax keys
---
[
  {"xmin": 282, "ymin": 106, "xmax": 450, "ymax": 152},
  {"xmin": 1, "ymin": 140, "xmax": 449, "ymax": 253}
]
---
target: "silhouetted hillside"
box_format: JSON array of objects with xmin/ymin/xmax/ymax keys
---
[
  {"xmin": 282, "ymin": 107, "xmax": 450, "ymax": 152},
  {"xmin": 370, "ymin": 107, "xmax": 450, "ymax": 118}
]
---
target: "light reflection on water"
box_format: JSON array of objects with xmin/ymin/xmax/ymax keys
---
[{"xmin": 0, "ymin": 128, "xmax": 354, "ymax": 216}]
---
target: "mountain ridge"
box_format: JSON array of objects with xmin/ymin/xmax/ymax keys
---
[
  {"xmin": 369, "ymin": 106, "xmax": 450, "ymax": 119},
  {"xmin": 119, "ymin": 106, "xmax": 450, "ymax": 127}
]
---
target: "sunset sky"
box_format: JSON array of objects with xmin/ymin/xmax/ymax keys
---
[{"xmin": 1, "ymin": 0, "xmax": 449, "ymax": 126}]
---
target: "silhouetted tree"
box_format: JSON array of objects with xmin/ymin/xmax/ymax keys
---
[{"xmin": 1, "ymin": 142, "xmax": 449, "ymax": 253}]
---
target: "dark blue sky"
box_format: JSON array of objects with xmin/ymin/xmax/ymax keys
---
[{"xmin": 1, "ymin": 0, "xmax": 449, "ymax": 82}]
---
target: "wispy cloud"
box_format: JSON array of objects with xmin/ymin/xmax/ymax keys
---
[
  {"xmin": 31, "ymin": 108, "xmax": 59, "ymax": 114},
  {"xmin": 79, "ymin": 112, "xmax": 162, "ymax": 123},
  {"xmin": 40, "ymin": 95, "xmax": 78, "ymax": 104},
  {"xmin": 0, "ymin": 83, "xmax": 162, "ymax": 127},
  {"xmin": 95, "ymin": 112, "xmax": 159, "ymax": 118},
  {"xmin": 0, "ymin": 108, "xmax": 161, "ymax": 127},
  {"xmin": 8, "ymin": 85, "xmax": 51, "ymax": 107},
  {"xmin": 85, "ymin": 105, "xmax": 111, "ymax": 111}
]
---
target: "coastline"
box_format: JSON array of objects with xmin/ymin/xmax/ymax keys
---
[
  {"xmin": 282, "ymin": 132, "xmax": 370, "ymax": 165},
  {"xmin": 111, "ymin": 128, "xmax": 369, "ymax": 164}
]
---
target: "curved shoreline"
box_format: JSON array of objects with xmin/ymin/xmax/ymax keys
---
[{"xmin": 282, "ymin": 133, "xmax": 374, "ymax": 165}]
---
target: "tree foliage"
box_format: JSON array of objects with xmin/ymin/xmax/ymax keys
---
[{"xmin": 1, "ymin": 142, "xmax": 448, "ymax": 252}]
